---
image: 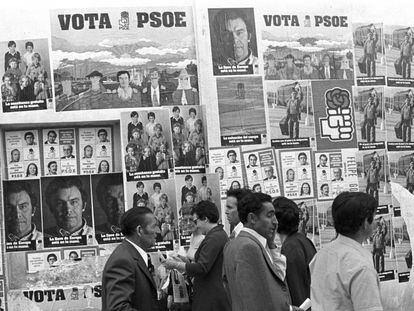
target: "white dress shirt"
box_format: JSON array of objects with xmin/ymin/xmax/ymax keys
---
[{"xmin": 151, "ymin": 86, "xmax": 160, "ymax": 105}]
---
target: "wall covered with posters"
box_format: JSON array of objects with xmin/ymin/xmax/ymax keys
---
[{"xmin": 0, "ymin": 0, "xmax": 414, "ymax": 310}]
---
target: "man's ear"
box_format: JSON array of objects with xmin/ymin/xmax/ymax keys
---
[
  {"xmin": 247, "ymin": 212, "xmax": 256, "ymax": 225},
  {"xmin": 32, "ymin": 205, "xmax": 36, "ymax": 217}
]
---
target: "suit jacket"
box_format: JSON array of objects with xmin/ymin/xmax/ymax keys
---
[
  {"xmin": 319, "ymin": 65, "xmax": 337, "ymax": 79},
  {"xmin": 186, "ymin": 225, "xmax": 231, "ymax": 311},
  {"xmin": 223, "ymin": 230, "xmax": 291, "ymax": 311},
  {"xmin": 281, "ymin": 232, "xmax": 317, "ymax": 307},
  {"xmin": 101, "ymin": 240, "xmax": 159, "ymax": 311},
  {"xmin": 142, "ymin": 83, "xmax": 171, "ymax": 106},
  {"xmin": 172, "ymin": 89, "xmax": 199, "ymax": 105}
]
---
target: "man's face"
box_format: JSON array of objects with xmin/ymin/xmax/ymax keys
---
[
  {"xmin": 254, "ymin": 185, "xmax": 262, "ymax": 192},
  {"xmin": 150, "ymin": 71, "xmax": 159, "ymax": 88},
  {"xmin": 90, "ymin": 76, "xmax": 100, "ymax": 87},
  {"xmin": 322, "ymin": 185, "xmax": 329, "ymax": 196},
  {"xmin": 225, "ymin": 196, "xmax": 239, "ymax": 226},
  {"xmin": 333, "ymin": 169, "xmax": 342, "ymax": 180},
  {"xmin": 132, "ymin": 115, "xmax": 138, "ymax": 123},
  {"xmin": 304, "ymin": 57, "xmax": 311, "ymax": 66},
  {"xmin": 144, "ymin": 147, "xmax": 150, "ymax": 157},
  {"xmin": 137, "ymin": 185, "xmax": 144, "ymax": 194},
  {"xmin": 52, "ymin": 186, "xmax": 84, "ymax": 232},
  {"xmin": 298, "ymin": 154, "xmax": 307, "ymax": 165},
  {"xmin": 253, "ymin": 202, "xmax": 277, "ymax": 240},
  {"xmin": 287, "ymin": 170, "xmax": 295, "ymax": 181},
  {"xmin": 48, "ymin": 132, "xmax": 57, "ymax": 143},
  {"xmin": 48, "ymin": 256, "xmax": 57, "ymax": 265},
  {"xmin": 84, "ymin": 146, "xmax": 93, "ymax": 158},
  {"xmin": 98, "ymin": 132, "xmax": 107, "ymax": 142},
  {"xmin": 286, "ymin": 58, "xmax": 293, "ymax": 66},
  {"xmin": 4, "ymin": 76, "xmax": 11, "ymax": 85},
  {"xmin": 228, "ymin": 152, "xmax": 237, "ymax": 163},
  {"xmin": 69, "ymin": 252, "xmax": 79, "ymax": 260},
  {"xmin": 186, "ymin": 178, "xmax": 193, "ymax": 187},
  {"xmin": 49, "ymin": 163, "xmax": 58, "ymax": 174},
  {"xmin": 9, "ymin": 44, "xmax": 16, "ymax": 53},
  {"xmin": 180, "ymin": 214, "xmax": 196, "ymax": 234},
  {"xmin": 6, "ymin": 191, "xmax": 33, "ymax": 238},
  {"xmin": 216, "ymin": 167, "xmax": 224, "ymax": 180},
  {"xmin": 139, "ymin": 213, "xmax": 158, "ymax": 249},
  {"xmin": 155, "ymin": 127, "xmax": 161, "ymax": 136},
  {"xmin": 25, "ymin": 134, "xmax": 34, "ymax": 145},
  {"xmin": 119, "ymin": 73, "xmax": 130, "ymax": 88},
  {"xmin": 249, "ymin": 155, "xmax": 257, "ymax": 166},
  {"xmin": 226, "ymin": 17, "xmax": 249, "ymax": 62},
  {"xmin": 320, "ymin": 155, "xmax": 327, "ymax": 166},
  {"xmin": 63, "ymin": 145, "xmax": 73, "ymax": 157},
  {"xmin": 264, "ymin": 167, "xmax": 273, "ymax": 178},
  {"xmin": 103, "ymin": 184, "xmax": 124, "ymax": 226},
  {"xmin": 11, "ymin": 150, "xmax": 20, "ymax": 162},
  {"xmin": 173, "ymin": 110, "xmax": 180, "ymax": 118}
]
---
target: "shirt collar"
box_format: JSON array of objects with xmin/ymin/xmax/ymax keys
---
[
  {"xmin": 8, "ymin": 224, "xmax": 37, "ymax": 241},
  {"xmin": 125, "ymin": 238, "xmax": 148, "ymax": 266},
  {"xmin": 233, "ymin": 222, "xmax": 243, "ymax": 237},
  {"xmin": 58, "ymin": 219, "xmax": 89, "ymax": 237},
  {"xmin": 241, "ymin": 227, "xmax": 267, "ymax": 249},
  {"xmin": 336, "ymin": 233, "xmax": 364, "ymax": 251}
]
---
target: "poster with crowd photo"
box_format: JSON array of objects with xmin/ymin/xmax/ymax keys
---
[
  {"xmin": 5, "ymin": 130, "xmax": 41, "ymax": 180},
  {"xmin": 385, "ymin": 87, "xmax": 414, "ymax": 151},
  {"xmin": 41, "ymin": 175, "xmax": 94, "ymax": 248},
  {"xmin": 92, "ymin": 173, "xmax": 124, "ymax": 244},
  {"xmin": 217, "ymin": 76, "xmax": 267, "ymax": 146},
  {"xmin": 50, "ymin": 7, "xmax": 198, "ymax": 112},
  {"xmin": 356, "ymin": 149, "xmax": 391, "ymax": 206},
  {"xmin": 317, "ymin": 200, "xmax": 335, "ymax": 248},
  {"xmin": 79, "ymin": 127, "xmax": 113, "ymax": 175},
  {"xmin": 242, "ymin": 148, "xmax": 281, "ymax": 197},
  {"xmin": 121, "ymin": 109, "xmax": 173, "ymax": 181},
  {"xmin": 266, "ymin": 80, "xmax": 314, "ymax": 149},
  {"xmin": 126, "ymin": 178, "xmax": 178, "ymax": 252},
  {"xmin": 209, "ymin": 146, "xmax": 244, "ymax": 199},
  {"xmin": 352, "ymin": 23, "xmax": 386, "ymax": 86},
  {"xmin": 353, "ymin": 86, "xmax": 386, "ymax": 150},
  {"xmin": 175, "ymin": 173, "xmax": 221, "ymax": 246},
  {"xmin": 279, "ymin": 149, "xmax": 315, "ymax": 200},
  {"xmin": 294, "ymin": 199, "xmax": 320, "ymax": 249},
  {"xmin": 384, "ymin": 25, "xmax": 414, "ymax": 87},
  {"xmin": 3, "ymin": 180, "xmax": 43, "ymax": 252},
  {"xmin": 312, "ymin": 80, "xmax": 357, "ymax": 150},
  {"xmin": 314, "ymin": 149, "xmax": 359, "ymax": 201},
  {"xmin": 0, "ymin": 38, "xmax": 53, "ymax": 113},
  {"xmin": 392, "ymin": 206, "xmax": 412, "ymax": 283},
  {"xmin": 168, "ymin": 105, "xmax": 208, "ymax": 174},
  {"xmin": 261, "ymin": 8, "xmax": 353, "ymax": 81},
  {"xmin": 208, "ymin": 8, "xmax": 258, "ymax": 75},
  {"xmin": 364, "ymin": 205, "xmax": 396, "ymax": 282}
]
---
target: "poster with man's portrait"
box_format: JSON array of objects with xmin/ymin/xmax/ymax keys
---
[
  {"xmin": 392, "ymin": 206, "xmax": 412, "ymax": 283},
  {"xmin": 208, "ymin": 8, "xmax": 258, "ymax": 75},
  {"xmin": 50, "ymin": 7, "xmax": 198, "ymax": 111},
  {"xmin": 41, "ymin": 175, "xmax": 94, "ymax": 248},
  {"xmin": 3, "ymin": 179, "xmax": 43, "ymax": 252}
]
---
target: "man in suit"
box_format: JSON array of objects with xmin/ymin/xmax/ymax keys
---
[
  {"xmin": 225, "ymin": 188, "xmax": 251, "ymax": 238},
  {"xmin": 61, "ymin": 144, "xmax": 75, "ymax": 159},
  {"xmin": 223, "ymin": 192, "xmax": 303, "ymax": 311},
  {"xmin": 364, "ymin": 26, "xmax": 378, "ymax": 77},
  {"xmin": 102, "ymin": 207, "xmax": 163, "ymax": 311},
  {"xmin": 319, "ymin": 54, "xmax": 336, "ymax": 79},
  {"xmin": 142, "ymin": 69, "xmax": 171, "ymax": 106}
]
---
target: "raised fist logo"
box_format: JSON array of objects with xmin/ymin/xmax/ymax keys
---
[{"xmin": 319, "ymin": 88, "xmax": 353, "ymax": 141}]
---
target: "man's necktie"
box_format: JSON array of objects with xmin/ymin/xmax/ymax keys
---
[
  {"xmin": 229, "ymin": 230, "xmax": 236, "ymax": 240},
  {"xmin": 147, "ymin": 254, "xmax": 155, "ymax": 273},
  {"xmin": 325, "ymin": 67, "xmax": 330, "ymax": 79},
  {"xmin": 152, "ymin": 90, "xmax": 159, "ymax": 106}
]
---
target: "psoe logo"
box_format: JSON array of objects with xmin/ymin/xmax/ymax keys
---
[
  {"xmin": 319, "ymin": 87, "xmax": 353, "ymax": 141},
  {"xmin": 119, "ymin": 11, "xmax": 129, "ymax": 30}
]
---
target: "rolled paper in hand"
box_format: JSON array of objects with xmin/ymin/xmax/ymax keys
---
[{"xmin": 299, "ymin": 298, "xmax": 311, "ymax": 310}]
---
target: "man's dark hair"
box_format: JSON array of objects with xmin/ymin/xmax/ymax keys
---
[
  {"xmin": 303, "ymin": 54, "xmax": 311, "ymax": 60},
  {"xmin": 227, "ymin": 149, "xmax": 236, "ymax": 158},
  {"xmin": 248, "ymin": 153, "xmax": 257, "ymax": 160},
  {"xmin": 8, "ymin": 41, "xmax": 16, "ymax": 47},
  {"xmin": 96, "ymin": 173, "xmax": 123, "ymax": 209},
  {"xmin": 45, "ymin": 177, "xmax": 88, "ymax": 212},
  {"xmin": 47, "ymin": 253, "xmax": 57, "ymax": 261},
  {"xmin": 25, "ymin": 41, "xmax": 34, "ymax": 49},
  {"xmin": 320, "ymin": 183, "xmax": 328, "ymax": 190},
  {"xmin": 120, "ymin": 207, "xmax": 153, "ymax": 236},
  {"xmin": 172, "ymin": 106, "xmax": 180, "ymax": 113},
  {"xmin": 153, "ymin": 182, "xmax": 161, "ymax": 190},
  {"xmin": 332, "ymin": 192, "xmax": 377, "ymax": 236},
  {"xmin": 147, "ymin": 112, "xmax": 155, "ymax": 119},
  {"xmin": 201, "ymin": 176, "xmax": 207, "ymax": 183},
  {"xmin": 226, "ymin": 188, "xmax": 252, "ymax": 203},
  {"xmin": 24, "ymin": 131, "xmax": 34, "ymax": 139},
  {"xmin": 319, "ymin": 154, "xmax": 327, "ymax": 160},
  {"xmin": 47, "ymin": 161, "xmax": 57, "ymax": 169},
  {"xmin": 220, "ymin": 8, "xmax": 252, "ymax": 34},
  {"xmin": 136, "ymin": 181, "xmax": 144, "ymax": 188},
  {"xmin": 192, "ymin": 201, "xmax": 219, "ymax": 223},
  {"xmin": 298, "ymin": 152, "xmax": 307, "ymax": 160},
  {"xmin": 117, "ymin": 70, "xmax": 130, "ymax": 81},
  {"xmin": 130, "ymin": 111, "xmax": 138, "ymax": 118},
  {"xmin": 47, "ymin": 130, "xmax": 57, "ymax": 137},
  {"xmin": 98, "ymin": 129, "xmax": 107, "ymax": 136},
  {"xmin": 189, "ymin": 107, "xmax": 197, "ymax": 115},
  {"xmin": 185, "ymin": 175, "xmax": 193, "ymax": 181},
  {"xmin": 273, "ymin": 197, "xmax": 299, "ymax": 235},
  {"xmin": 238, "ymin": 192, "xmax": 272, "ymax": 224},
  {"xmin": 285, "ymin": 54, "xmax": 294, "ymax": 60},
  {"xmin": 5, "ymin": 181, "xmax": 37, "ymax": 209}
]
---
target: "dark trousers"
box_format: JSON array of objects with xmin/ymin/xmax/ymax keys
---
[
  {"xmin": 402, "ymin": 56, "xmax": 411, "ymax": 79},
  {"xmin": 402, "ymin": 120, "xmax": 412, "ymax": 142},
  {"xmin": 407, "ymin": 183, "xmax": 414, "ymax": 194},
  {"xmin": 366, "ymin": 183, "xmax": 379, "ymax": 201},
  {"xmin": 366, "ymin": 56, "xmax": 376, "ymax": 77},
  {"xmin": 288, "ymin": 115, "xmax": 299, "ymax": 139},
  {"xmin": 366, "ymin": 119, "xmax": 376, "ymax": 142},
  {"xmin": 373, "ymin": 248, "xmax": 384, "ymax": 273}
]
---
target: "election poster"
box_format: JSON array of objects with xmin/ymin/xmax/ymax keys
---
[
  {"xmin": 312, "ymin": 80, "xmax": 357, "ymax": 150},
  {"xmin": 168, "ymin": 105, "xmax": 208, "ymax": 174},
  {"xmin": 50, "ymin": 7, "xmax": 198, "ymax": 111},
  {"xmin": 57, "ymin": 128, "xmax": 78, "ymax": 176},
  {"xmin": 41, "ymin": 175, "xmax": 95, "ymax": 248},
  {"xmin": 384, "ymin": 25, "xmax": 414, "ymax": 87},
  {"xmin": 266, "ymin": 80, "xmax": 314, "ymax": 149},
  {"xmin": 385, "ymin": 87, "xmax": 414, "ymax": 151},
  {"xmin": 279, "ymin": 149, "xmax": 315, "ymax": 200},
  {"xmin": 0, "ymin": 38, "xmax": 53, "ymax": 113},
  {"xmin": 353, "ymin": 86, "xmax": 386, "ymax": 150},
  {"xmin": 356, "ymin": 149, "xmax": 391, "ymax": 206},
  {"xmin": 126, "ymin": 178, "xmax": 178, "ymax": 252},
  {"xmin": 3, "ymin": 180, "xmax": 43, "ymax": 252},
  {"xmin": 261, "ymin": 7, "xmax": 353, "ymax": 81},
  {"xmin": 392, "ymin": 207, "xmax": 412, "ymax": 283},
  {"xmin": 91, "ymin": 173, "xmax": 124, "ymax": 244},
  {"xmin": 241, "ymin": 147, "xmax": 281, "ymax": 197},
  {"xmin": 121, "ymin": 109, "xmax": 173, "ymax": 181},
  {"xmin": 317, "ymin": 200, "xmax": 335, "ymax": 248},
  {"xmin": 352, "ymin": 23, "xmax": 386, "ymax": 86},
  {"xmin": 387, "ymin": 149, "xmax": 414, "ymax": 201},
  {"xmin": 5, "ymin": 130, "xmax": 41, "ymax": 180},
  {"xmin": 79, "ymin": 127, "xmax": 113, "ymax": 175},
  {"xmin": 294, "ymin": 199, "xmax": 320, "ymax": 248},
  {"xmin": 208, "ymin": 146, "xmax": 244, "ymax": 199},
  {"xmin": 314, "ymin": 149, "xmax": 359, "ymax": 201},
  {"xmin": 208, "ymin": 8, "xmax": 259, "ymax": 75},
  {"xmin": 216, "ymin": 76, "xmax": 267, "ymax": 146}
]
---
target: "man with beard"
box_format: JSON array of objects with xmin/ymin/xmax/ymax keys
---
[{"xmin": 95, "ymin": 174, "xmax": 125, "ymax": 234}]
